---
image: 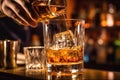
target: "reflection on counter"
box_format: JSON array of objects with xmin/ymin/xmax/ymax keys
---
[
  {"xmin": 1, "ymin": 67, "xmax": 120, "ymax": 80},
  {"xmin": 84, "ymin": 69, "xmax": 120, "ymax": 80},
  {"xmin": 48, "ymin": 73, "xmax": 83, "ymax": 80},
  {"xmin": 25, "ymin": 68, "xmax": 84, "ymax": 80},
  {"xmin": 24, "ymin": 68, "xmax": 120, "ymax": 80},
  {"xmin": 25, "ymin": 69, "xmax": 47, "ymax": 79}
]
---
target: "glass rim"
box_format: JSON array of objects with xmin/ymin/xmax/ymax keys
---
[{"xmin": 24, "ymin": 46, "xmax": 44, "ymax": 49}]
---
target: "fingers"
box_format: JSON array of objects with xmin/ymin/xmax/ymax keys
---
[
  {"xmin": 14, "ymin": 0, "xmax": 39, "ymax": 21},
  {"xmin": 8, "ymin": 1, "xmax": 37, "ymax": 26},
  {"xmin": 7, "ymin": 8, "xmax": 29, "ymax": 26},
  {"xmin": 2, "ymin": 5, "xmax": 29, "ymax": 26},
  {"xmin": 1, "ymin": 0, "xmax": 38, "ymax": 27}
]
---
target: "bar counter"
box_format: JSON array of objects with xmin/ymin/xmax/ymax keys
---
[{"xmin": 0, "ymin": 66, "xmax": 120, "ymax": 80}]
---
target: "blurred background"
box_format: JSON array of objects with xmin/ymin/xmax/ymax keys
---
[
  {"xmin": 75, "ymin": 0, "xmax": 120, "ymax": 71},
  {"xmin": 0, "ymin": 0, "xmax": 120, "ymax": 71}
]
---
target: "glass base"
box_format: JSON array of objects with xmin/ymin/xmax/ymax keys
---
[{"xmin": 47, "ymin": 61, "xmax": 83, "ymax": 74}]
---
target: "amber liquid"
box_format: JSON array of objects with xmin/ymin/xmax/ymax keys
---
[
  {"xmin": 47, "ymin": 46, "xmax": 84, "ymax": 73},
  {"xmin": 32, "ymin": 1, "xmax": 66, "ymax": 21},
  {"xmin": 47, "ymin": 46, "xmax": 83, "ymax": 65}
]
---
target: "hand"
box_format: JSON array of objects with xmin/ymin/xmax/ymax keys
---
[{"xmin": 0, "ymin": 0, "xmax": 39, "ymax": 27}]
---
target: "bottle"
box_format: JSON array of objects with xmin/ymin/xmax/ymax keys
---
[
  {"xmin": 94, "ymin": 4, "xmax": 101, "ymax": 27},
  {"xmin": 100, "ymin": 2, "xmax": 108, "ymax": 27},
  {"xmin": 100, "ymin": 2, "xmax": 115, "ymax": 27},
  {"xmin": 96, "ymin": 29, "xmax": 109, "ymax": 64},
  {"xmin": 106, "ymin": 4, "xmax": 115, "ymax": 27},
  {"xmin": 88, "ymin": 4, "xmax": 97, "ymax": 28},
  {"xmin": 114, "ymin": 31, "xmax": 120, "ymax": 64}
]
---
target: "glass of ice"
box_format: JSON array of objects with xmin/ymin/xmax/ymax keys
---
[
  {"xmin": 24, "ymin": 46, "xmax": 46, "ymax": 71},
  {"xmin": 43, "ymin": 19, "xmax": 85, "ymax": 74}
]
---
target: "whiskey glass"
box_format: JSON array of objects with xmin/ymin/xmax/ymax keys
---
[
  {"xmin": 24, "ymin": 46, "xmax": 46, "ymax": 71},
  {"xmin": 43, "ymin": 19, "xmax": 85, "ymax": 74}
]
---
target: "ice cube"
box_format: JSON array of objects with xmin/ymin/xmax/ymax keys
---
[{"xmin": 52, "ymin": 30, "xmax": 75, "ymax": 49}]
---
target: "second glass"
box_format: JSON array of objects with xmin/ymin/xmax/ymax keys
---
[
  {"xmin": 24, "ymin": 46, "xmax": 46, "ymax": 71},
  {"xmin": 43, "ymin": 19, "xmax": 85, "ymax": 74}
]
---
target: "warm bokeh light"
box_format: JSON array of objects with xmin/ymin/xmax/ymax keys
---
[
  {"xmin": 84, "ymin": 23, "xmax": 91, "ymax": 28},
  {"xmin": 108, "ymin": 72, "xmax": 114, "ymax": 80},
  {"xmin": 101, "ymin": 20, "xmax": 107, "ymax": 27}
]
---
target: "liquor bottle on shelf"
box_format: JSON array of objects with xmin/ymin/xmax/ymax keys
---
[
  {"xmin": 115, "ymin": 6, "xmax": 120, "ymax": 27},
  {"xmin": 84, "ymin": 36, "xmax": 97, "ymax": 63},
  {"xmin": 96, "ymin": 29, "xmax": 108, "ymax": 64},
  {"xmin": 106, "ymin": 3, "xmax": 115, "ymax": 27},
  {"xmin": 114, "ymin": 31, "xmax": 120, "ymax": 64},
  {"xmin": 97, "ymin": 29, "xmax": 115, "ymax": 64},
  {"xmin": 88, "ymin": 4, "xmax": 97, "ymax": 28},
  {"xmin": 94, "ymin": 4, "xmax": 101, "ymax": 27},
  {"xmin": 100, "ymin": 2, "xmax": 115, "ymax": 27}
]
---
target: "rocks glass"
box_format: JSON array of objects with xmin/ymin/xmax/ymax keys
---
[
  {"xmin": 24, "ymin": 46, "xmax": 46, "ymax": 71},
  {"xmin": 43, "ymin": 19, "xmax": 85, "ymax": 74}
]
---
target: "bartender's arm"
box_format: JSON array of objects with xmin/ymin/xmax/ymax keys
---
[
  {"xmin": 0, "ymin": 0, "xmax": 78, "ymax": 27},
  {"xmin": 0, "ymin": 0, "xmax": 39, "ymax": 27}
]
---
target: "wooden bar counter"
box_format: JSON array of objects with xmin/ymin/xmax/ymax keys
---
[{"xmin": 0, "ymin": 66, "xmax": 120, "ymax": 80}]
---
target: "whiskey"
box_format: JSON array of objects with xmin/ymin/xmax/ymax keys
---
[
  {"xmin": 46, "ymin": 46, "xmax": 83, "ymax": 65},
  {"xmin": 32, "ymin": 1, "xmax": 66, "ymax": 21}
]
